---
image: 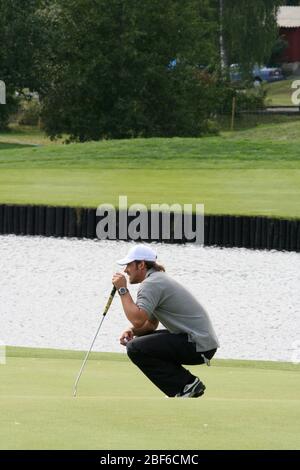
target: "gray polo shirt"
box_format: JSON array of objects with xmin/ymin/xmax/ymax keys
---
[{"xmin": 136, "ymin": 268, "xmax": 219, "ymax": 352}]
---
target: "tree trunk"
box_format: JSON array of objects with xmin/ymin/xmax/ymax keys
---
[{"xmin": 219, "ymin": 0, "xmax": 228, "ymax": 71}]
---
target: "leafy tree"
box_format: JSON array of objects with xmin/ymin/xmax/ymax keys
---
[
  {"xmin": 40, "ymin": 0, "xmax": 220, "ymax": 141},
  {"xmin": 0, "ymin": 0, "xmax": 48, "ymax": 128},
  {"xmin": 268, "ymin": 37, "xmax": 289, "ymax": 67},
  {"xmin": 0, "ymin": 0, "xmax": 284, "ymax": 137},
  {"xmin": 220, "ymin": 0, "xmax": 282, "ymax": 75}
]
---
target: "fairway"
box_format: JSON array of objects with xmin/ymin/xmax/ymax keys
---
[
  {"xmin": 0, "ymin": 168, "xmax": 299, "ymax": 218},
  {"xmin": 0, "ymin": 122, "xmax": 300, "ymax": 218},
  {"xmin": 1, "ymin": 347, "xmax": 299, "ymax": 450}
]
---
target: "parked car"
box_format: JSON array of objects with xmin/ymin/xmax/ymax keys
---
[{"xmin": 230, "ymin": 64, "xmax": 285, "ymax": 84}]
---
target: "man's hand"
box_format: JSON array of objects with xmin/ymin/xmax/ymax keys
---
[
  {"xmin": 119, "ymin": 328, "xmax": 134, "ymax": 346},
  {"xmin": 113, "ymin": 275, "xmax": 149, "ymax": 329},
  {"xmin": 112, "ymin": 272, "xmax": 127, "ymax": 290}
]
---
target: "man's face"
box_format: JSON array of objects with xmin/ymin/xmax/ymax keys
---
[{"xmin": 124, "ymin": 261, "xmax": 145, "ymax": 284}]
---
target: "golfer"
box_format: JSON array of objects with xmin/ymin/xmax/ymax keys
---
[{"xmin": 112, "ymin": 245, "xmax": 219, "ymax": 398}]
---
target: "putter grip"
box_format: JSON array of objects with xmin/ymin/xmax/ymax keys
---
[{"xmin": 103, "ymin": 286, "xmax": 117, "ymax": 316}]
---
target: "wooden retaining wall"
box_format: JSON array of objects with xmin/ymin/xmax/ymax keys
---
[{"xmin": 0, "ymin": 204, "xmax": 299, "ymax": 251}]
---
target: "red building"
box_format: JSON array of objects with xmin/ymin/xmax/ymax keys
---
[{"xmin": 277, "ymin": 6, "xmax": 300, "ymax": 73}]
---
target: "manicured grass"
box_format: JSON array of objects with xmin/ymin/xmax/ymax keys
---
[
  {"xmin": 1, "ymin": 134, "xmax": 300, "ymax": 169},
  {"xmin": 0, "ymin": 168, "xmax": 299, "ymax": 218},
  {"xmin": 0, "ymin": 347, "xmax": 299, "ymax": 450},
  {"xmin": 0, "ymin": 123, "xmax": 300, "ymax": 218}
]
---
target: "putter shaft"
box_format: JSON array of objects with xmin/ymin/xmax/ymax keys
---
[{"xmin": 73, "ymin": 286, "xmax": 117, "ymax": 397}]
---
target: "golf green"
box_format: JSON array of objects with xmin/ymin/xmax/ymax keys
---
[{"xmin": 0, "ymin": 347, "xmax": 299, "ymax": 450}]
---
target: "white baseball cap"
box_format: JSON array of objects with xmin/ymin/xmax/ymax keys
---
[{"xmin": 117, "ymin": 245, "xmax": 157, "ymax": 265}]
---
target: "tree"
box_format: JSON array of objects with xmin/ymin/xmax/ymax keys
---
[
  {"xmin": 220, "ymin": 0, "xmax": 282, "ymax": 75},
  {"xmin": 0, "ymin": 0, "xmax": 283, "ymax": 138},
  {"xmin": 0, "ymin": 0, "xmax": 49, "ymax": 128},
  {"xmin": 40, "ymin": 0, "xmax": 220, "ymax": 141}
]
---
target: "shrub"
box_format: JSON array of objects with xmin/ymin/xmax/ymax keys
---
[
  {"xmin": 0, "ymin": 92, "xmax": 20, "ymax": 130},
  {"xmin": 18, "ymin": 96, "xmax": 41, "ymax": 126},
  {"xmin": 214, "ymin": 81, "xmax": 266, "ymax": 116}
]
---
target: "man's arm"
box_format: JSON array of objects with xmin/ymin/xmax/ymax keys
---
[
  {"xmin": 120, "ymin": 317, "xmax": 159, "ymax": 345},
  {"xmin": 132, "ymin": 317, "xmax": 159, "ymax": 336},
  {"xmin": 112, "ymin": 272, "xmax": 159, "ymax": 331},
  {"xmin": 118, "ymin": 290, "xmax": 150, "ymax": 329},
  {"xmin": 112, "ymin": 273, "xmax": 151, "ymax": 328}
]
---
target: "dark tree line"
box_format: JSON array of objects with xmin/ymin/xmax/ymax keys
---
[{"xmin": 0, "ymin": 0, "xmax": 282, "ymax": 140}]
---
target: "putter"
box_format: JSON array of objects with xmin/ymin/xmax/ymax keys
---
[{"xmin": 73, "ymin": 285, "xmax": 117, "ymax": 397}]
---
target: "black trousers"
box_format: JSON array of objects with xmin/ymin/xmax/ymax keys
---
[{"xmin": 126, "ymin": 329, "xmax": 217, "ymax": 397}]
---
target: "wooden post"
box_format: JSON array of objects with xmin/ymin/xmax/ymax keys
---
[{"xmin": 231, "ymin": 96, "xmax": 236, "ymax": 131}]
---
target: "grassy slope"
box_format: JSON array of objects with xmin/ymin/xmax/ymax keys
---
[
  {"xmin": 1, "ymin": 347, "xmax": 299, "ymax": 450},
  {"xmin": 265, "ymin": 77, "xmax": 299, "ymax": 106},
  {"xmin": 0, "ymin": 122, "xmax": 300, "ymax": 217}
]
